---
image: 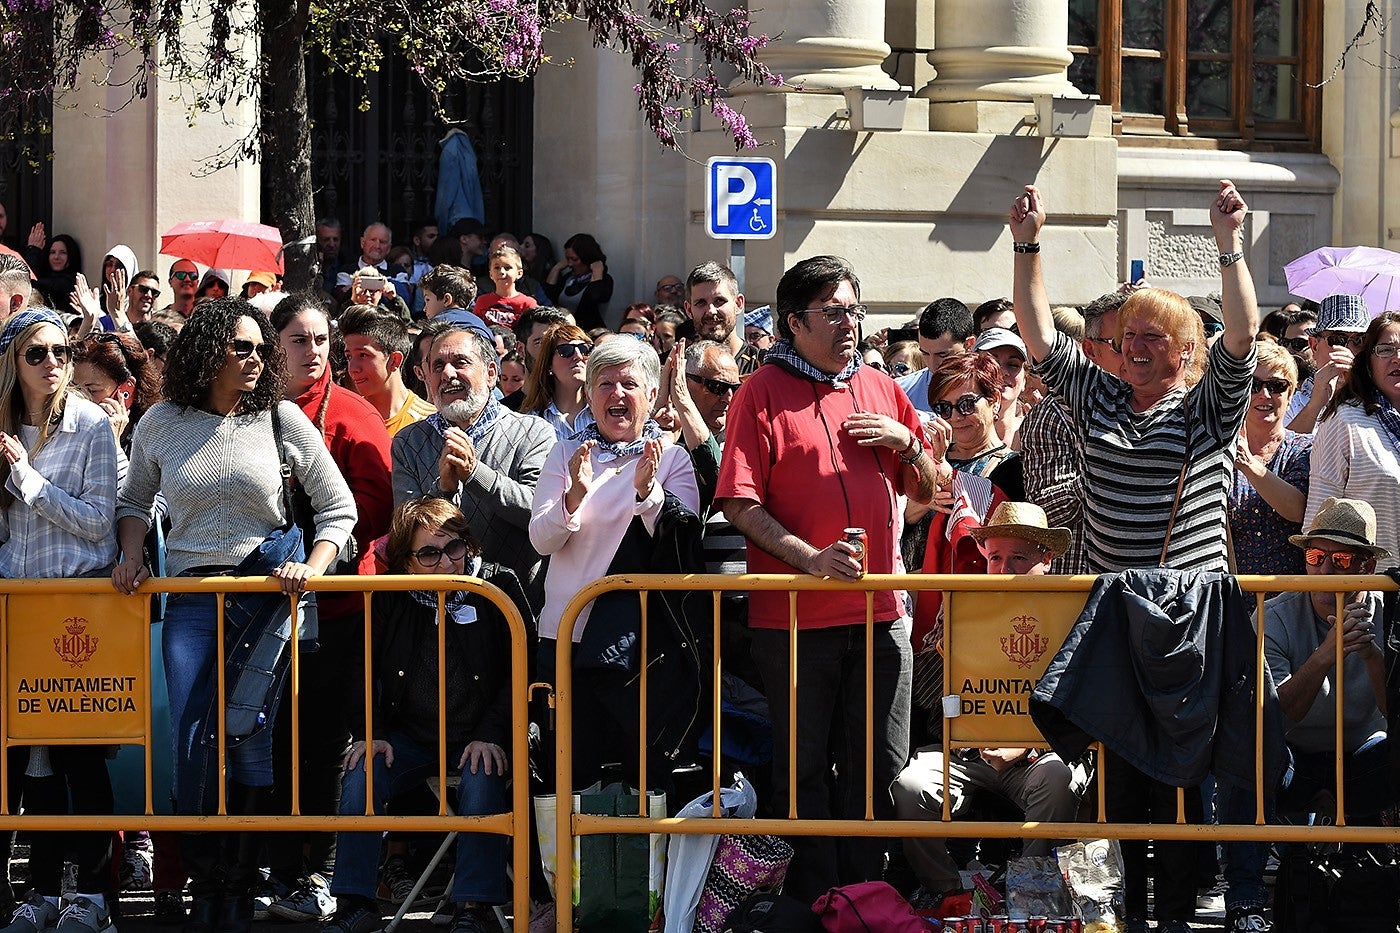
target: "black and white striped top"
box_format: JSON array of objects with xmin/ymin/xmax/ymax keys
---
[{"xmin": 1035, "ymin": 332, "xmax": 1254, "ymax": 572}]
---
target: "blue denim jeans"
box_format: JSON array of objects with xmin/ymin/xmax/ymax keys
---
[
  {"xmin": 331, "ymin": 732, "xmax": 509, "ymax": 906},
  {"xmin": 164, "ymin": 591, "xmax": 277, "ymax": 814}
]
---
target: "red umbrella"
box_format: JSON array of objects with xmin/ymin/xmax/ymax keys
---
[
  {"xmin": 0, "ymin": 244, "xmax": 33, "ymax": 278},
  {"xmin": 159, "ymin": 219, "xmax": 285, "ymax": 274}
]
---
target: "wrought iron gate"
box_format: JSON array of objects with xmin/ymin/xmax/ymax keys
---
[
  {"xmin": 299, "ymin": 53, "xmax": 533, "ymax": 244},
  {"xmin": 0, "ymin": 103, "xmax": 54, "ymax": 253}
]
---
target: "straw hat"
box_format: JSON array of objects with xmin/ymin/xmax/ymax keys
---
[
  {"xmin": 1288, "ymin": 497, "xmax": 1391, "ymax": 558},
  {"xmin": 969, "ymin": 501, "xmax": 1072, "ymax": 559}
]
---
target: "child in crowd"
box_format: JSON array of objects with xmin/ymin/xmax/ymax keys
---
[{"xmin": 472, "ymin": 245, "xmax": 537, "ymax": 328}]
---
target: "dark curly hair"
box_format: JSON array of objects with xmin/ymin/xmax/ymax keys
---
[
  {"xmin": 163, "ymin": 298, "xmax": 285, "ymax": 413},
  {"xmin": 72, "ymin": 331, "xmax": 161, "ymax": 444}
]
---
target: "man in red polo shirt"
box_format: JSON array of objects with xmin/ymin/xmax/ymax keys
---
[{"xmin": 716, "ymin": 254, "xmax": 943, "ymax": 900}]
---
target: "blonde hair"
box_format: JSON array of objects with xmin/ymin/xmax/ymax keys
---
[
  {"xmin": 0, "ymin": 321, "xmax": 72, "ymax": 507},
  {"xmin": 1117, "ymin": 288, "xmax": 1206, "ymax": 386},
  {"xmin": 1253, "ymin": 340, "xmax": 1299, "ymax": 390}
]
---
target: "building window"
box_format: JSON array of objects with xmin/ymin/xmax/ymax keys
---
[{"xmin": 1068, "ymin": 0, "xmax": 1319, "ymax": 145}]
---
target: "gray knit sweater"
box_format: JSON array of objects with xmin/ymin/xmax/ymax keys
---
[
  {"xmin": 117, "ymin": 400, "xmax": 358, "ymax": 576},
  {"xmin": 391, "ymin": 408, "xmax": 555, "ymax": 606}
]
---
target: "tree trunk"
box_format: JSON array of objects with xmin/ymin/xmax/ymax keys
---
[{"xmin": 258, "ymin": 0, "xmax": 317, "ymax": 291}]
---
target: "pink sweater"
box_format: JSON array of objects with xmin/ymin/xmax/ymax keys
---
[{"xmin": 530, "ymin": 440, "xmax": 699, "ymax": 641}]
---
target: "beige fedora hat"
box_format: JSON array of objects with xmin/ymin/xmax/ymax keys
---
[
  {"xmin": 969, "ymin": 501, "xmax": 1072, "ymax": 559},
  {"xmin": 1288, "ymin": 496, "xmax": 1391, "ymax": 558}
]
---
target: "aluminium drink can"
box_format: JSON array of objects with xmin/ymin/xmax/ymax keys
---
[{"xmin": 843, "ymin": 527, "xmax": 867, "ymax": 572}]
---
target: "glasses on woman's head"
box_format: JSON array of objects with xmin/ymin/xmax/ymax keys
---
[
  {"xmin": 931, "ymin": 393, "xmax": 985, "ymax": 420},
  {"xmin": 409, "ymin": 537, "xmax": 469, "ymax": 568},
  {"xmin": 230, "ymin": 339, "xmax": 266, "ymax": 360},
  {"xmin": 555, "ymin": 342, "xmax": 591, "ymax": 359},
  {"xmin": 1324, "ymin": 332, "xmax": 1365, "ymax": 349},
  {"xmin": 1250, "ymin": 377, "xmax": 1290, "ymax": 395},
  {"xmin": 1279, "ymin": 336, "xmax": 1310, "ymax": 353},
  {"xmin": 23, "ymin": 344, "xmax": 70, "ymax": 367},
  {"xmin": 796, "ymin": 304, "xmax": 868, "ymax": 325},
  {"xmin": 1303, "ymin": 547, "xmax": 1362, "ymax": 572}
]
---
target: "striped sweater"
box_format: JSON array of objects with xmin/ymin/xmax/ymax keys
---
[
  {"xmin": 1035, "ymin": 332, "xmax": 1254, "ymax": 572},
  {"xmin": 1304, "ymin": 402, "xmax": 1400, "ymax": 571}
]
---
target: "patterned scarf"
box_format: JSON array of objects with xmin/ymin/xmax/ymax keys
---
[
  {"xmin": 575, "ymin": 419, "xmax": 665, "ymax": 463},
  {"xmin": 763, "ymin": 338, "xmax": 863, "ymax": 388},
  {"xmin": 406, "ymin": 556, "xmax": 483, "ymax": 624},
  {"xmin": 426, "ymin": 394, "xmax": 504, "ymax": 448},
  {"xmin": 1373, "ymin": 391, "xmax": 1400, "ymax": 451}
]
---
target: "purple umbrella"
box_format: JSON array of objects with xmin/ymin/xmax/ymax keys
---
[{"xmin": 1284, "ymin": 245, "xmax": 1400, "ymax": 313}]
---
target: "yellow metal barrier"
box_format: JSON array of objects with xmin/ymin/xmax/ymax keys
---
[
  {"xmin": 0, "ymin": 574, "xmax": 533, "ymax": 933},
  {"xmin": 552, "ymin": 572, "xmax": 1400, "ymax": 932}
]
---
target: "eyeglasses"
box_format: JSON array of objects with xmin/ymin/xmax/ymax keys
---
[
  {"xmin": 1303, "ymin": 547, "xmax": 1363, "ymax": 572},
  {"xmin": 1324, "ymin": 332, "xmax": 1365, "ymax": 349},
  {"xmin": 931, "ymin": 393, "xmax": 986, "ymax": 419},
  {"xmin": 1203, "ymin": 321, "xmax": 1225, "ymax": 337},
  {"xmin": 555, "ymin": 342, "xmax": 591, "ymax": 359},
  {"xmin": 658, "ymin": 283, "xmax": 684, "ymax": 294},
  {"xmin": 1279, "ymin": 336, "xmax": 1310, "ymax": 353},
  {"xmin": 795, "ymin": 304, "xmax": 868, "ymax": 325},
  {"xmin": 230, "ymin": 339, "xmax": 266, "ymax": 360},
  {"xmin": 891, "ymin": 362, "xmax": 913, "ymax": 377},
  {"xmin": 170, "ymin": 270, "xmax": 199, "ymax": 282},
  {"xmin": 134, "ymin": 284, "xmax": 161, "ymax": 298},
  {"xmin": 1250, "ymin": 377, "xmax": 1291, "ymax": 395},
  {"xmin": 408, "ymin": 537, "xmax": 469, "ymax": 569},
  {"xmin": 686, "ymin": 373, "xmax": 741, "ymax": 396},
  {"xmin": 1372, "ymin": 343, "xmax": 1400, "ymax": 359},
  {"xmin": 23, "ymin": 344, "xmax": 70, "ymax": 366}
]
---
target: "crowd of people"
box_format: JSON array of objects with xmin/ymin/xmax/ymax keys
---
[{"xmin": 0, "ymin": 178, "xmax": 1391, "ymax": 933}]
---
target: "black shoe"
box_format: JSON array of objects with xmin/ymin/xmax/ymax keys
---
[
  {"xmin": 1226, "ymin": 905, "xmax": 1272, "ymax": 933},
  {"xmin": 323, "ymin": 903, "xmax": 381, "ymax": 933},
  {"xmin": 153, "ymin": 892, "xmax": 186, "ymax": 926},
  {"xmin": 449, "ymin": 905, "xmax": 497, "ymax": 933}
]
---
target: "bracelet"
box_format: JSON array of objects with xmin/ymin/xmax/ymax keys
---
[
  {"xmin": 900, "ymin": 434, "xmax": 920, "ymax": 458},
  {"xmin": 1219, "ymin": 250, "xmax": 1244, "ymax": 267},
  {"xmin": 932, "ymin": 459, "xmax": 953, "ymax": 489},
  {"xmin": 900, "ymin": 447, "xmax": 924, "ymax": 465},
  {"xmin": 1013, "ymin": 241, "xmax": 1041, "ymax": 254}
]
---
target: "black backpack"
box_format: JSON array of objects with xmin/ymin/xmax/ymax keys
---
[{"xmin": 722, "ymin": 892, "xmax": 823, "ymax": 933}]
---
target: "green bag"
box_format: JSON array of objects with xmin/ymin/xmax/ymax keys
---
[{"xmin": 577, "ymin": 783, "xmax": 668, "ymax": 932}]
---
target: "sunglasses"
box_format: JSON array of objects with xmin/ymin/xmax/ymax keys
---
[
  {"xmin": 1203, "ymin": 321, "xmax": 1225, "ymax": 337},
  {"xmin": 409, "ymin": 537, "xmax": 469, "ymax": 568},
  {"xmin": 1250, "ymin": 377, "xmax": 1290, "ymax": 395},
  {"xmin": 555, "ymin": 342, "xmax": 591, "ymax": 359},
  {"xmin": 621, "ymin": 331, "xmax": 649, "ymax": 341},
  {"xmin": 686, "ymin": 373, "xmax": 741, "ymax": 395},
  {"xmin": 866, "ymin": 360, "xmax": 886, "ymax": 372},
  {"xmin": 1324, "ymin": 332, "xmax": 1365, "ymax": 349},
  {"xmin": 931, "ymin": 393, "xmax": 986, "ymax": 420},
  {"xmin": 170, "ymin": 270, "xmax": 199, "ymax": 282},
  {"xmin": 23, "ymin": 344, "xmax": 70, "ymax": 366},
  {"xmin": 795, "ymin": 304, "xmax": 868, "ymax": 325},
  {"xmin": 134, "ymin": 284, "xmax": 162, "ymax": 298},
  {"xmin": 891, "ymin": 362, "xmax": 913, "ymax": 377},
  {"xmin": 1279, "ymin": 336, "xmax": 1310, "ymax": 353},
  {"xmin": 1303, "ymin": 547, "xmax": 1363, "ymax": 572},
  {"xmin": 230, "ymin": 339, "xmax": 267, "ymax": 360}
]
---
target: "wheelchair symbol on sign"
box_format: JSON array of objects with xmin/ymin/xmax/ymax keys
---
[{"xmin": 749, "ymin": 198, "xmax": 772, "ymax": 233}]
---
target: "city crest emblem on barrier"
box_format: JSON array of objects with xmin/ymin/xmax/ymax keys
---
[
  {"xmin": 1000, "ymin": 615, "xmax": 1049, "ymax": 669},
  {"xmin": 53, "ymin": 616, "xmax": 98, "ymax": 668}
]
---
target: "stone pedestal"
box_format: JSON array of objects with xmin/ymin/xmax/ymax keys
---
[
  {"xmin": 921, "ymin": 0, "xmax": 1079, "ymax": 102},
  {"xmin": 743, "ymin": 0, "xmax": 899, "ymax": 93}
]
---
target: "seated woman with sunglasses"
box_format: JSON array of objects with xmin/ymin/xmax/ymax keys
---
[
  {"xmin": 325, "ymin": 497, "xmax": 521, "ymax": 933},
  {"xmin": 112, "ymin": 298, "xmax": 357, "ymax": 933},
  {"xmin": 0, "ymin": 308, "xmax": 123, "ymax": 933},
  {"xmin": 520, "ymin": 322, "xmax": 595, "ymax": 441},
  {"xmin": 1228, "ymin": 341, "xmax": 1311, "ymax": 574},
  {"xmin": 1306, "ymin": 310, "xmax": 1400, "ymax": 571}
]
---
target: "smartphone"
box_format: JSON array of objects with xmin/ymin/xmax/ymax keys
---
[
  {"xmin": 888, "ymin": 328, "xmax": 919, "ymax": 344},
  {"xmin": 359, "ymin": 275, "xmax": 387, "ymax": 292},
  {"xmin": 1130, "ymin": 259, "xmax": 1145, "ymax": 284},
  {"xmin": 110, "ymin": 377, "xmax": 137, "ymax": 412}
]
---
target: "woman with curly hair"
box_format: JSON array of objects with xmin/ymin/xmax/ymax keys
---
[
  {"xmin": 112, "ymin": 298, "xmax": 357, "ymax": 933},
  {"xmin": 71, "ymin": 331, "xmax": 161, "ymax": 450},
  {"xmin": 0, "ymin": 308, "xmax": 122, "ymax": 933}
]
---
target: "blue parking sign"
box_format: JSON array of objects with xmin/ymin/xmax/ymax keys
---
[{"xmin": 705, "ymin": 157, "xmax": 777, "ymax": 240}]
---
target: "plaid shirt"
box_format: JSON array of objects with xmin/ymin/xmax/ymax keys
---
[
  {"xmin": 0, "ymin": 395, "xmax": 120, "ymax": 578},
  {"xmin": 1019, "ymin": 397, "xmax": 1090, "ymax": 575}
]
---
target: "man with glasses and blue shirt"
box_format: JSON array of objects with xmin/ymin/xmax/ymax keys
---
[
  {"xmin": 716, "ymin": 254, "xmax": 942, "ymax": 901},
  {"xmin": 1286, "ymin": 294, "xmax": 1369, "ymax": 434}
]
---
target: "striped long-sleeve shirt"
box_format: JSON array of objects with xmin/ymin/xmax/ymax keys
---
[
  {"xmin": 1304, "ymin": 403, "xmax": 1400, "ymax": 571},
  {"xmin": 1034, "ymin": 331, "xmax": 1255, "ymax": 572}
]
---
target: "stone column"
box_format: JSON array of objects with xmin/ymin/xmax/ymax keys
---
[
  {"xmin": 744, "ymin": 0, "xmax": 899, "ymax": 93},
  {"xmin": 921, "ymin": 0, "xmax": 1078, "ymax": 101}
]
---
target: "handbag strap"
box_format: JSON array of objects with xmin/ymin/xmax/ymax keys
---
[
  {"xmin": 270, "ymin": 405, "xmax": 295, "ymax": 530},
  {"xmin": 1159, "ymin": 404, "xmax": 1192, "ymax": 567}
]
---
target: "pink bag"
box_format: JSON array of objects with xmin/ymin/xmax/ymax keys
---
[{"xmin": 812, "ymin": 882, "xmax": 931, "ymax": 933}]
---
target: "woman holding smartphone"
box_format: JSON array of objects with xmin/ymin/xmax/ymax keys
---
[
  {"xmin": 0, "ymin": 308, "xmax": 123, "ymax": 933},
  {"xmin": 72, "ymin": 331, "xmax": 161, "ymax": 450}
]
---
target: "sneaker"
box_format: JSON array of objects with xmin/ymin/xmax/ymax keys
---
[
  {"xmin": 323, "ymin": 903, "xmax": 381, "ymax": 933},
  {"xmin": 119, "ymin": 848, "xmax": 152, "ymax": 893},
  {"xmin": 0, "ymin": 895, "xmax": 60, "ymax": 933},
  {"xmin": 1227, "ymin": 905, "xmax": 1273, "ymax": 933},
  {"xmin": 53, "ymin": 898, "xmax": 112, "ymax": 933},
  {"xmin": 250, "ymin": 879, "xmax": 289, "ymax": 922},
  {"xmin": 1197, "ymin": 875, "xmax": 1227, "ymax": 915},
  {"xmin": 448, "ymin": 905, "xmax": 495, "ymax": 933},
  {"xmin": 375, "ymin": 857, "xmax": 415, "ymax": 906},
  {"xmin": 266, "ymin": 874, "xmax": 334, "ymax": 922},
  {"xmin": 151, "ymin": 892, "xmax": 184, "ymax": 926}
]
